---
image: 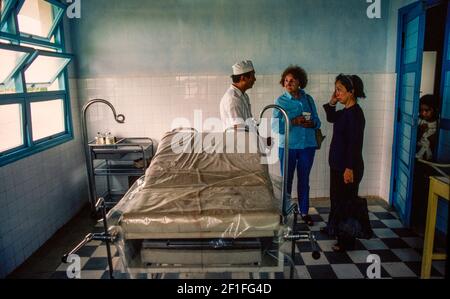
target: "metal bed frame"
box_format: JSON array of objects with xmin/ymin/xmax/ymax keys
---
[{"xmin": 65, "ymin": 103, "xmax": 321, "ymax": 279}]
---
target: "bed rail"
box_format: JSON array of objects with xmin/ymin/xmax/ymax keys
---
[
  {"xmin": 259, "ymin": 105, "xmax": 293, "ymax": 218},
  {"xmin": 171, "ymin": 127, "xmax": 198, "ymax": 133}
]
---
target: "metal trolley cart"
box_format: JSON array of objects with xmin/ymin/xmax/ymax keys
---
[
  {"xmin": 81, "ymin": 99, "xmax": 154, "ymax": 210},
  {"xmin": 89, "ymin": 137, "xmax": 154, "ymax": 208}
]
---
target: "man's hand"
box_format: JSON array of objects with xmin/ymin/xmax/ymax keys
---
[{"xmin": 343, "ymin": 168, "xmax": 354, "ymax": 184}]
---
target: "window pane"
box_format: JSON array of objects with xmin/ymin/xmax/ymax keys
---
[
  {"xmin": 1, "ymin": 0, "xmax": 12, "ymax": 18},
  {"xmin": 20, "ymin": 42, "xmax": 57, "ymax": 52},
  {"xmin": 47, "ymin": 76, "xmax": 61, "ymax": 90},
  {"xmin": 17, "ymin": 0, "xmax": 63, "ymax": 38},
  {"xmin": 0, "ymin": 47, "xmax": 29, "ymax": 84},
  {"xmin": 25, "ymin": 55, "xmax": 70, "ymax": 89},
  {"xmin": 0, "ymin": 79, "xmax": 20, "ymax": 94},
  {"xmin": 31, "ymin": 99, "xmax": 65, "ymax": 141},
  {"xmin": 26, "ymin": 76, "xmax": 62, "ymax": 92},
  {"xmin": 0, "ymin": 103, "xmax": 23, "ymax": 152},
  {"xmin": 0, "ymin": 20, "xmax": 9, "ymax": 34}
]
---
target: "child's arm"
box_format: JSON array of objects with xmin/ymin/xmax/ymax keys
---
[{"xmin": 422, "ymin": 122, "xmax": 437, "ymax": 139}]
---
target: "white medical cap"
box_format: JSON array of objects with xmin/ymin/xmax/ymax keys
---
[{"xmin": 232, "ymin": 60, "xmax": 255, "ymax": 76}]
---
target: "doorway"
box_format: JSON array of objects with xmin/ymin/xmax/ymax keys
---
[
  {"xmin": 410, "ymin": 2, "xmax": 448, "ymax": 234},
  {"xmin": 390, "ymin": 0, "xmax": 449, "ymax": 231}
]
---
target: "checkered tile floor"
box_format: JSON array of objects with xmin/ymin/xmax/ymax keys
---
[{"xmin": 52, "ymin": 204, "xmax": 446, "ymax": 279}]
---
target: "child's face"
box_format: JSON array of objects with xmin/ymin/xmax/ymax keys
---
[{"xmin": 420, "ymin": 104, "xmax": 435, "ymax": 121}]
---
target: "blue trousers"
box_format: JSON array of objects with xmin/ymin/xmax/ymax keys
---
[{"xmin": 279, "ymin": 147, "xmax": 316, "ymax": 215}]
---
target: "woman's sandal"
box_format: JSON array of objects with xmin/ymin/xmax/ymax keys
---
[{"xmin": 301, "ymin": 215, "xmax": 314, "ymax": 226}]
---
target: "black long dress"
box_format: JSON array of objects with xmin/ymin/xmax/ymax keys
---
[{"xmin": 323, "ymin": 103, "xmax": 373, "ymax": 247}]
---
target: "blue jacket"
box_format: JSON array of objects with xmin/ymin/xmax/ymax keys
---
[{"xmin": 272, "ymin": 90, "xmax": 321, "ymax": 150}]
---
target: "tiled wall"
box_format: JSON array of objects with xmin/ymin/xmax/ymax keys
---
[
  {"xmin": 0, "ymin": 80, "xmax": 88, "ymax": 278},
  {"xmin": 78, "ymin": 73, "xmax": 396, "ymax": 200},
  {"xmin": 380, "ymin": 75, "xmax": 397, "ymax": 202}
]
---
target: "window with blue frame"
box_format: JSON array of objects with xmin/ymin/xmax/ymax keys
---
[{"xmin": 0, "ymin": 0, "xmax": 73, "ymax": 166}]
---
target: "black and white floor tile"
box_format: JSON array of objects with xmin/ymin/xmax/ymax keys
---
[{"xmin": 51, "ymin": 204, "xmax": 446, "ymax": 279}]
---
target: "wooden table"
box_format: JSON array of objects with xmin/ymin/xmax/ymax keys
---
[{"xmin": 421, "ymin": 176, "xmax": 449, "ymax": 279}]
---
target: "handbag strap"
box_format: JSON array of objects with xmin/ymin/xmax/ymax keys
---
[
  {"xmin": 304, "ymin": 95, "xmax": 314, "ymax": 115},
  {"xmin": 304, "ymin": 95, "xmax": 316, "ymax": 127}
]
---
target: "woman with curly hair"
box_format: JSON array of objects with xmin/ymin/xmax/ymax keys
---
[{"xmin": 272, "ymin": 65, "xmax": 321, "ymax": 225}]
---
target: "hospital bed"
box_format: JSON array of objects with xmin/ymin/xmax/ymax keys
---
[{"xmin": 63, "ymin": 105, "xmax": 321, "ymax": 279}]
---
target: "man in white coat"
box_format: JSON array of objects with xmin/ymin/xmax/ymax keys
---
[{"xmin": 220, "ymin": 60, "xmax": 257, "ymax": 131}]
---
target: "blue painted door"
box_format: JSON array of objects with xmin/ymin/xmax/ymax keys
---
[
  {"xmin": 434, "ymin": 1, "xmax": 450, "ymax": 235},
  {"xmin": 437, "ymin": 1, "xmax": 450, "ymax": 164},
  {"xmin": 391, "ymin": 2, "xmax": 426, "ymax": 226}
]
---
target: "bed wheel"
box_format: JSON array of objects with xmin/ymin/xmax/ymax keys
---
[
  {"xmin": 62, "ymin": 254, "xmax": 68, "ymax": 263},
  {"xmin": 312, "ymin": 251, "xmax": 321, "ymax": 260}
]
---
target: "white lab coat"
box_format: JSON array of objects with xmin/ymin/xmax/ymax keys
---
[{"xmin": 220, "ymin": 85, "xmax": 257, "ymax": 131}]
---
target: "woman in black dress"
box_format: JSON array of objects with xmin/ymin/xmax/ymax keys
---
[{"xmin": 323, "ymin": 74, "xmax": 373, "ymax": 252}]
